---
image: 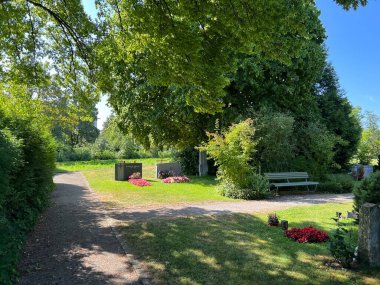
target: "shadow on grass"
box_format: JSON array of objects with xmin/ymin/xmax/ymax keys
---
[
  {"xmin": 117, "ymin": 213, "xmax": 380, "ymax": 285},
  {"xmin": 54, "ymin": 168, "xmax": 69, "ymax": 174}
]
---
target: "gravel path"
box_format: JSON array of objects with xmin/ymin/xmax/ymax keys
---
[
  {"xmin": 17, "ymin": 172, "xmax": 141, "ymax": 285},
  {"xmin": 107, "ymin": 193, "xmax": 353, "ymax": 221}
]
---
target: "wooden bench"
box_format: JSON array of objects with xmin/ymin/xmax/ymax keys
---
[{"xmin": 264, "ymin": 172, "xmax": 319, "ymax": 195}]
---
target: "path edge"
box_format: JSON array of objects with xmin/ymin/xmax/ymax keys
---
[{"xmin": 78, "ymin": 172, "xmax": 152, "ymax": 285}]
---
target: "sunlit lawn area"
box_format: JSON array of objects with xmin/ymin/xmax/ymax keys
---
[
  {"xmin": 56, "ymin": 158, "xmax": 234, "ymax": 208},
  {"xmin": 55, "ymin": 158, "xmax": 172, "ymax": 172},
  {"xmin": 121, "ymin": 202, "xmax": 380, "ymax": 285}
]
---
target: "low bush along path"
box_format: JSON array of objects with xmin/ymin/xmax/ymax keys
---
[{"xmin": 18, "ymin": 172, "xmax": 353, "ymax": 284}]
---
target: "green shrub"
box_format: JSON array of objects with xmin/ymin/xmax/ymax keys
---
[
  {"xmin": 318, "ymin": 181, "xmax": 343, "ymax": 193},
  {"xmin": 0, "ymin": 112, "xmax": 55, "ymax": 284},
  {"xmin": 319, "ymin": 174, "xmax": 355, "ymax": 194},
  {"xmin": 175, "ymin": 147, "xmax": 199, "ymax": 175},
  {"xmin": 199, "ymin": 119, "xmax": 257, "ymax": 186},
  {"xmin": 353, "ymin": 171, "xmax": 380, "ymax": 212},
  {"xmin": 200, "ymin": 119, "xmax": 269, "ymax": 199},
  {"xmin": 329, "ymin": 218, "xmax": 356, "ymax": 268},
  {"xmin": 91, "ymin": 149, "xmax": 117, "ymax": 160},
  {"xmin": 254, "ymin": 111, "xmax": 295, "ymax": 172},
  {"xmin": 218, "ymin": 174, "xmax": 270, "ymax": 200},
  {"xmin": 292, "ymin": 122, "xmax": 338, "ymax": 179}
]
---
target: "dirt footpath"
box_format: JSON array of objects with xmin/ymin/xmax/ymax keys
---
[{"xmin": 17, "ymin": 172, "xmax": 140, "ymax": 285}]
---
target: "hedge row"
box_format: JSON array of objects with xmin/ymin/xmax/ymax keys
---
[{"xmin": 0, "ymin": 111, "xmax": 55, "ymax": 284}]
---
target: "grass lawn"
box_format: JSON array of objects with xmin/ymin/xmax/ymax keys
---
[
  {"xmin": 55, "ymin": 158, "xmax": 172, "ymax": 172},
  {"xmin": 121, "ymin": 202, "xmax": 380, "ymax": 285},
  {"xmin": 56, "ymin": 158, "xmax": 234, "ymax": 208}
]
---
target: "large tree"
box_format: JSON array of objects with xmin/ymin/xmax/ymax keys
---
[
  {"xmin": 97, "ymin": 0, "xmax": 329, "ymax": 114},
  {"xmin": 315, "ymin": 64, "xmax": 362, "ymax": 167},
  {"xmin": 0, "ymin": 0, "xmax": 99, "ymax": 130},
  {"xmin": 109, "ymin": 2, "xmax": 327, "ymax": 148}
]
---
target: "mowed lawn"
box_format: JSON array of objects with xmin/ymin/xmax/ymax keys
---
[
  {"xmin": 121, "ymin": 202, "xmax": 380, "ymax": 285},
  {"xmin": 56, "ymin": 159, "xmax": 234, "ymax": 208}
]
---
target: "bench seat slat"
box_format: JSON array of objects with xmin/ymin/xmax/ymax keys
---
[
  {"xmin": 271, "ymin": 182, "xmax": 319, "ymax": 187},
  {"xmin": 264, "ymin": 172, "xmax": 310, "ymax": 179}
]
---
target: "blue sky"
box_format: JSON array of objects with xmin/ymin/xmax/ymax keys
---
[
  {"xmin": 316, "ymin": 0, "xmax": 380, "ymax": 116},
  {"xmin": 87, "ymin": 1, "xmax": 380, "ymax": 129}
]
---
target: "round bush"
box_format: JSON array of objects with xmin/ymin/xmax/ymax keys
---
[
  {"xmin": 353, "ymin": 171, "xmax": 380, "ymax": 212},
  {"xmin": 218, "ymin": 174, "xmax": 270, "ymax": 200}
]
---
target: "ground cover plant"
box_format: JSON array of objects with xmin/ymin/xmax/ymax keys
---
[
  {"xmin": 120, "ymin": 202, "xmax": 380, "ymax": 285},
  {"xmin": 162, "ymin": 176, "xmax": 190, "ymax": 183},
  {"xmin": 66, "ymin": 159, "xmax": 233, "ymax": 208},
  {"xmin": 128, "ymin": 179, "xmax": 152, "ymax": 187},
  {"xmin": 285, "ymin": 226, "xmax": 329, "ymax": 243}
]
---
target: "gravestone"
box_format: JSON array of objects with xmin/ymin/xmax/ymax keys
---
[
  {"xmin": 352, "ymin": 165, "xmax": 373, "ymax": 179},
  {"xmin": 358, "ymin": 203, "xmax": 380, "ymax": 266},
  {"xmin": 115, "ymin": 162, "xmax": 142, "ymax": 181},
  {"xmin": 156, "ymin": 162, "xmax": 182, "ymax": 178},
  {"xmin": 199, "ymin": 151, "xmax": 208, "ymax": 176}
]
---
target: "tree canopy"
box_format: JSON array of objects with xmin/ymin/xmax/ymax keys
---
[{"xmin": 0, "ymin": 0, "xmax": 370, "ymax": 156}]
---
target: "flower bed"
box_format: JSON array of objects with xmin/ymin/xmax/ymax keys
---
[
  {"xmin": 128, "ymin": 178, "xmax": 151, "ymax": 187},
  {"xmin": 162, "ymin": 176, "xmax": 190, "ymax": 183},
  {"xmin": 285, "ymin": 226, "xmax": 329, "ymax": 243}
]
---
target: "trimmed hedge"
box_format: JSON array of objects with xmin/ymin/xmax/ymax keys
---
[
  {"xmin": 0, "ymin": 111, "xmax": 55, "ymax": 284},
  {"xmin": 318, "ymin": 174, "xmax": 355, "ymax": 194}
]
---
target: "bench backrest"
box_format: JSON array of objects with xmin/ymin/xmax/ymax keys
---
[{"xmin": 264, "ymin": 172, "xmax": 310, "ymax": 180}]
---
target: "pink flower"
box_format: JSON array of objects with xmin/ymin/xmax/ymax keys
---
[
  {"xmin": 128, "ymin": 178, "xmax": 151, "ymax": 187},
  {"xmin": 162, "ymin": 176, "xmax": 191, "ymax": 183}
]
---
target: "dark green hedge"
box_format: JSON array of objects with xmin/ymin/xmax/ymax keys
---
[
  {"xmin": 353, "ymin": 171, "xmax": 380, "ymax": 212},
  {"xmin": 0, "ymin": 111, "xmax": 55, "ymax": 284}
]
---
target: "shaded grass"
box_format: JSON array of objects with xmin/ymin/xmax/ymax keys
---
[{"xmin": 121, "ymin": 203, "xmax": 380, "ymax": 285}]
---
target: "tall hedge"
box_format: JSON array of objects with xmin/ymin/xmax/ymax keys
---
[{"xmin": 0, "ymin": 111, "xmax": 55, "ymax": 284}]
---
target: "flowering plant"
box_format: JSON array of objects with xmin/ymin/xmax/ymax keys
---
[
  {"xmin": 162, "ymin": 176, "xmax": 190, "ymax": 183},
  {"xmin": 129, "ymin": 172, "xmax": 141, "ymax": 179},
  {"xmin": 285, "ymin": 226, "xmax": 329, "ymax": 243},
  {"xmin": 128, "ymin": 178, "xmax": 151, "ymax": 187},
  {"xmin": 267, "ymin": 213, "xmax": 280, "ymax": 226}
]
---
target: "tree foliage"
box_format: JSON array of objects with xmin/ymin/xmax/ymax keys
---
[
  {"xmin": 108, "ymin": 2, "xmax": 327, "ymax": 148},
  {"xmin": 315, "ymin": 64, "xmax": 362, "ymax": 167},
  {"xmin": 356, "ymin": 111, "xmax": 380, "ymax": 164},
  {"xmin": 97, "ymin": 0, "xmax": 325, "ymax": 113},
  {"xmin": 0, "ymin": 0, "xmax": 99, "ymax": 131}
]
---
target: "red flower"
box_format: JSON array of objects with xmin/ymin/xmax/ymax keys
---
[
  {"xmin": 285, "ymin": 226, "xmax": 329, "ymax": 243},
  {"xmin": 128, "ymin": 178, "xmax": 151, "ymax": 187}
]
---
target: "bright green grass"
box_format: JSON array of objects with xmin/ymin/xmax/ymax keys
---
[
  {"xmin": 83, "ymin": 169, "xmax": 232, "ymax": 208},
  {"xmin": 66, "ymin": 159, "xmax": 233, "ymax": 208},
  {"xmin": 55, "ymin": 157, "xmax": 171, "ymax": 172},
  {"xmin": 121, "ymin": 203, "xmax": 380, "ymax": 285}
]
